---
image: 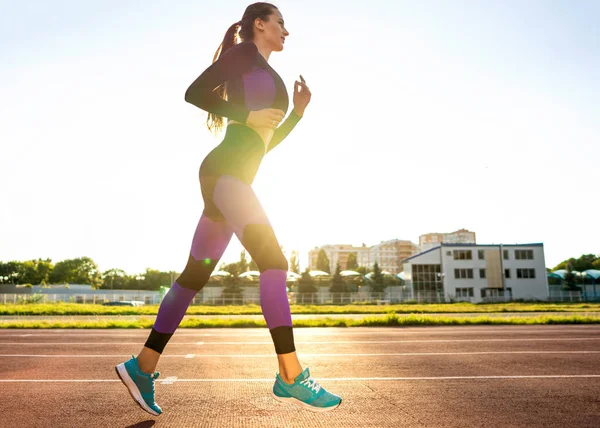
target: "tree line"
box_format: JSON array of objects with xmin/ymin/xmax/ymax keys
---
[
  {"xmin": 0, "ymin": 249, "xmax": 302, "ymax": 291},
  {"xmin": 0, "ymin": 249, "xmax": 397, "ymax": 296},
  {"xmin": 0, "ymin": 257, "xmax": 176, "ymax": 291},
  {"xmin": 551, "ymin": 254, "xmax": 600, "ymax": 272}
]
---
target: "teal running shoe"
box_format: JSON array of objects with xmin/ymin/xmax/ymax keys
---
[
  {"xmin": 115, "ymin": 355, "xmax": 162, "ymax": 416},
  {"xmin": 272, "ymin": 367, "xmax": 342, "ymax": 412}
]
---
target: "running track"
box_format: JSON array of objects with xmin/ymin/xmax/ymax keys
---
[{"xmin": 1, "ymin": 325, "xmax": 599, "ymax": 427}]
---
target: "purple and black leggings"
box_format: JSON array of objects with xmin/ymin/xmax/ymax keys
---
[{"xmin": 144, "ymin": 124, "xmax": 295, "ymax": 355}]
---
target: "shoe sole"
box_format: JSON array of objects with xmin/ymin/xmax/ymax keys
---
[
  {"xmin": 115, "ymin": 363, "xmax": 161, "ymax": 416},
  {"xmin": 271, "ymin": 392, "xmax": 342, "ymax": 413}
]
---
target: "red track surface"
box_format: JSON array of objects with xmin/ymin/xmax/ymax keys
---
[{"xmin": 1, "ymin": 325, "xmax": 599, "ymax": 427}]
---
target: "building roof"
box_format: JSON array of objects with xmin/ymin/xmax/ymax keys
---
[
  {"xmin": 550, "ymin": 269, "xmax": 600, "ymax": 280},
  {"xmin": 439, "ymin": 243, "xmax": 544, "ymax": 248},
  {"xmin": 401, "ymin": 246, "xmax": 441, "ymax": 263},
  {"xmin": 401, "ymin": 243, "xmax": 545, "ymax": 264},
  {"xmin": 585, "ymin": 270, "xmax": 600, "ymax": 279}
]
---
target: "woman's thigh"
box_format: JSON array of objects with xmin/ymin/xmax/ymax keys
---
[{"xmin": 212, "ymin": 174, "xmax": 287, "ymax": 272}]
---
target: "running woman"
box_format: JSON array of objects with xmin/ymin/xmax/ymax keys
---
[{"xmin": 115, "ymin": 2, "xmax": 342, "ymax": 415}]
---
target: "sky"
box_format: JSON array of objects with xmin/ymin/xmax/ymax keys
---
[{"xmin": 1, "ymin": 0, "xmax": 598, "ymax": 275}]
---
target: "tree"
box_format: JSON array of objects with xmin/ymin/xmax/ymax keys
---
[
  {"xmin": 370, "ymin": 261, "xmax": 386, "ymax": 293},
  {"xmin": 133, "ymin": 269, "xmax": 172, "ymax": 291},
  {"xmin": 553, "ymin": 254, "xmax": 599, "ymax": 272},
  {"xmin": 0, "ymin": 261, "xmax": 22, "ymax": 284},
  {"xmin": 222, "ymin": 271, "xmax": 243, "ymax": 303},
  {"xmin": 101, "ymin": 268, "xmax": 129, "ymax": 290},
  {"xmin": 220, "ymin": 251, "xmax": 252, "ymax": 277},
  {"xmin": 297, "ymin": 268, "xmax": 317, "ymax": 294},
  {"xmin": 330, "ymin": 263, "xmax": 349, "ymax": 302},
  {"xmin": 18, "ymin": 258, "xmax": 53, "ymax": 285},
  {"xmin": 238, "ymin": 250, "xmax": 249, "ymax": 273},
  {"xmin": 564, "ymin": 262, "xmax": 579, "ymax": 291},
  {"xmin": 49, "ymin": 257, "xmax": 102, "ymax": 288},
  {"xmin": 316, "ymin": 249, "xmax": 330, "ymax": 273},
  {"xmin": 573, "ymin": 254, "xmax": 598, "ymax": 272},
  {"xmin": 354, "ymin": 265, "xmax": 368, "ymax": 275},
  {"xmin": 346, "ymin": 252, "xmax": 358, "ymax": 270},
  {"xmin": 289, "ymin": 250, "xmax": 300, "ymax": 274},
  {"xmin": 221, "ymin": 261, "xmax": 242, "ymax": 277}
]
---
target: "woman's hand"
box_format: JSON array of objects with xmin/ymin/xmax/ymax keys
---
[
  {"xmin": 293, "ymin": 75, "xmax": 311, "ymax": 117},
  {"xmin": 246, "ymin": 108, "xmax": 285, "ymax": 129}
]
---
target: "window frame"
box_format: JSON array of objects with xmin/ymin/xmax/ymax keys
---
[{"xmin": 453, "ymin": 250, "xmax": 473, "ymax": 260}]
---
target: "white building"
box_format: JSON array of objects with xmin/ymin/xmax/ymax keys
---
[
  {"xmin": 402, "ymin": 243, "xmax": 548, "ymax": 302},
  {"xmin": 419, "ymin": 229, "xmax": 476, "ymax": 251}
]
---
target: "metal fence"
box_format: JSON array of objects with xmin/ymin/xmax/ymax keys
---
[
  {"xmin": 0, "ymin": 292, "xmax": 406, "ymax": 306},
  {"xmin": 1, "ymin": 290, "xmax": 597, "ymax": 305}
]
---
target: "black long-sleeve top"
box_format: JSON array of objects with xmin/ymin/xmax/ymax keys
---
[{"xmin": 185, "ymin": 41, "xmax": 302, "ymax": 153}]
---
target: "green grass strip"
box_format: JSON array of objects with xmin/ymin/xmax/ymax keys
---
[
  {"xmin": 2, "ymin": 302, "xmax": 600, "ymax": 316},
  {"xmin": 1, "ymin": 314, "xmax": 599, "ymax": 329}
]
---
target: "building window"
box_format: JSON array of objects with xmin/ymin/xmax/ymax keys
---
[
  {"xmin": 454, "ymin": 268, "xmax": 474, "ymax": 279},
  {"xmin": 478, "ymin": 250, "xmax": 485, "ymax": 260},
  {"xmin": 515, "ymin": 249, "xmax": 534, "ymax": 260},
  {"xmin": 503, "ymin": 249, "xmax": 509, "ymax": 260},
  {"xmin": 517, "ymin": 268, "xmax": 536, "ymax": 279},
  {"xmin": 504, "ymin": 269, "xmax": 511, "ymax": 279},
  {"xmin": 455, "ymin": 287, "xmax": 474, "ymax": 298},
  {"xmin": 453, "ymin": 250, "xmax": 472, "ymax": 260},
  {"xmin": 479, "ymin": 269, "xmax": 486, "ymax": 279},
  {"xmin": 412, "ymin": 264, "xmax": 443, "ymax": 296}
]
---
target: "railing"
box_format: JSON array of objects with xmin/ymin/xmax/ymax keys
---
[{"xmin": 1, "ymin": 291, "xmax": 597, "ymax": 305}]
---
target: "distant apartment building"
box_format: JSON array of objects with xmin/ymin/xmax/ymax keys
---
[
  {"xmin": 402, "ymin": 243, "xmax": 548, "ymax": 302},
  {"xmin": 309, "ymin": 244, "xmax": 367, "ymax": 274},
  {"xmin": 419, "ymin": 229, "xmax": 476, "ymax": 251},
  {"xmin": 309, "ymin": 239, "xmax": 419, "ymax": 274}
]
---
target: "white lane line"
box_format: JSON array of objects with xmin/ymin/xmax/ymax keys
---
[
  {"xmin": 1, "ymin": 351, "xmax": 600, "ymax": 358},
  {"xmin": 1, "ymin": 375, "xmax": 600, "ymax": 383},
  {"xmin": 160, "ymin": 376, "xmax": 177, "ymax": 385},
  {"xmin": 1, "ymin": 327, "xmax": 599, "ymax": 337},
  {"xmin": 1, "ymin": 338, "xmax": 600, "ymax": 345}
]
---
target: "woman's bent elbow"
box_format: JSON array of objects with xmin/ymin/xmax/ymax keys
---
[{"xmin": 184, "ymin": 88, "xmax": 194, "ymax": 104}]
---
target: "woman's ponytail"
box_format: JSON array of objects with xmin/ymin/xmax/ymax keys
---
[
  {"xmin": 205, "ymin": 3, "xmax": 277, "ymax": 135},
  {"xmin": 205, "ymin": 21, "xmax": 242, "ymax": 134}
]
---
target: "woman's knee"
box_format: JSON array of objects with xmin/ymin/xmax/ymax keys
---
[{"xmin": 176, "ymin": 254, "xmax": 217, "ymax": 290}]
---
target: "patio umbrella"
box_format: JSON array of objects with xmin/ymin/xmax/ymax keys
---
[
  {"xmin": 309, "ymin": 270, "xmax": 330, "ymax": 277},
  {"xmin": 210, "ymin": 271, "xmax": 231, "ymax": 277},
  {"xmin": 238, "ymin": 271, "xmax": 261, "ymax": 278},
  {"xmin": 340, "ymin": 270, "xmax": 362, "ymax": 277}
]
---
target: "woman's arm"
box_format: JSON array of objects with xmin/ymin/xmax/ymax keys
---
[
  {"xmin": 184, "ymin": 42, "xmax": 258, "ymax": 123},
  {"xmin": 266, "ymin": 109, "xmax": 303, "ymax": 154},
  {"xmin": 267, "ymin": 75, "xmax": 311, "ymax": 154}
]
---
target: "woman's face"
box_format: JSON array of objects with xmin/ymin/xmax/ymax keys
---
[{"xmin": 258, "ymin": 9, "xmax": 289, "ymax": 51}]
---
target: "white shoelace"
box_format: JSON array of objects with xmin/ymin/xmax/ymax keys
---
[{"xmin": 300, "ymin": 376, "xmax": 321, "ymax": 393}]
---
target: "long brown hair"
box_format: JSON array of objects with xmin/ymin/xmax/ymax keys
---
[{"xmin": 206, "ymin": 2, "xmax": 278, "ymax": 135}]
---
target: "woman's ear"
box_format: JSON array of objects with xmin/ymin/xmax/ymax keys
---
[{"xmin": 254, "ymin": 18, "xmax": 264, "ymax": 32}]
